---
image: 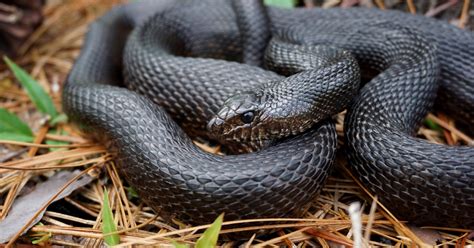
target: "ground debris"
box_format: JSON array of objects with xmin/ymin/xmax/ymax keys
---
[{"xmin": 0, "ymin": 0, "xmax": 472, "ymax": 246}]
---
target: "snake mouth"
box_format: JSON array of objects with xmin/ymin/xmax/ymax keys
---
[
  {"xmin": 207, "ymin": 115, "xmax": 261, "ymax": 143},
  {"xmin": 208, "ymin": 117, "xmax": 243, "ymax": 140}
]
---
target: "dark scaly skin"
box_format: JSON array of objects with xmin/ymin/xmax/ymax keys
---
[
  {"xmin": 268, "ymin": 13, "xmax": 473, "ymax": 227},
  {"xmin": 64, "ymin": 0, "xmax": 337, "ymax": 224},
  {"xmin": 231, "ymin": 0, "xmax": 270, "ymax": 67},
  {"xmin": 208, "ymin": 39, "xmax": 360, "ymax": 147},
  {"xmin": 63, "ymin": 0, "xmax": 474, "ymax": 228}
]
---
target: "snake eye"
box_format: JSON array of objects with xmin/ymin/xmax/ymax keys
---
[{"xmin": 240, "ymin": 111, "xmax": 255, "ymax": 124}]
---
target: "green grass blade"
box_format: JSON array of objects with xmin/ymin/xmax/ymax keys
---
[
  {"xmin": 102, "ymin": 189, "xmax": 120, "ymax": 246},
  {"xmin": 0, "ymin": 108, "xmax": 33, "ymax": 141},
  {"xmin": 424, "ymin": 118, "xmax": 442, "ymax": 131},
  {"xmin": 30, "ymin": 223, "xmax": 52, "ymax": 245},
  {"xmin": 46, "ymin": 129, "xmax": 69, "ymax": 152},
  {"xmin": 195, "ymin": 213, "xmax": 224, "ymax": 248},
  {"xmin": 264, "ymin": 0, "xmax": 296, "ymax": 8},
  {"xmin": 125, "ymin": 186, "xmax": 139, "ymax": 200},
  {"xmin": 0, "ymin": 132, "xmax": 34, "ymax": 142},
  {"xmin": 173, "ymin": 241, "xmax": 189, "ymax": 248},
  {"xmin": 49, "ymin": 113, "xmax": 68, "ymax": 126},
  {"xmin": 0, "ymin": 108, "xmax": 33, "ymax": 136},
  {"xmin": 4, "ymin": 56, "xmax": 58, "ymax": 119}
]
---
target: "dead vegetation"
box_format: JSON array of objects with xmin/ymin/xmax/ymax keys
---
[{"xmin": 0, "ymin": 0, "xmax": 472, "ymax": 247}]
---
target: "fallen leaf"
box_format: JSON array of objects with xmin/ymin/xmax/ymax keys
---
[{"xmin": 0, "ymin": 170, "xmax": 93, "ymax": 243}]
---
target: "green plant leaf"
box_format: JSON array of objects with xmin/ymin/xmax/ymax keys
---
[
  {"xmin": 424, "ymin": 118, "xmax": 442, "ymax": 131},
  {"xmin": 102, "ymin": 189, "xmax": 120, "ymax": 246},
  {"xmin": 31, "ymin": 232, "xmax": 51, "ymax": 245},
  {"xmin": 49, "ymin": 113, "xmax": 68, "ymax": 126},
  {"xmin": 172, "ymin": 241, "xmax": 189, "ymax": 248},
  {"xmin": 195, "ymin": 213, "xmax": 223, "ymax": 248},
  {"xmin": 264, "ymin": 0, "xmax": 296, "ymax": 8},
  {"xmin": 0, "ymin": 132, "xmax": 34, "ymax": 142},
  {"xmin": 4, "ymin": 56, "xmax": 58, "ymax": 119},
  {"xmin": 0, "ymin": 108, "xmax": 33, "ymax": 141},
  {"xmin": 125, "ymin": 186, "xmax": 139, "ymax": 199},
  {"xmin": 46, "ymin": 129, "xmax": 69, "ymax": 152},
  {"xmin": 30, "ymin": 222, "xmax": 52, "ymax": 245}
]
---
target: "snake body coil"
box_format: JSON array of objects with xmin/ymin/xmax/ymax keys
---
[{"xmin": 64, "ymin": 0, "xmax": 474, "ymax": 227}]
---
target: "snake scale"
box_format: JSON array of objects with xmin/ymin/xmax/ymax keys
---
[{"xmin": 63, "ymin": 0, "xmax": 474, "ymax": 228}]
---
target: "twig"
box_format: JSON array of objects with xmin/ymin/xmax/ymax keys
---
[
  {"xmin": 458, "ymin": 0, "xmax": 471, "ymax": 28},
  {"xmin": 407, "ymin": 0, "xmax": 416, "ymax": 14}
]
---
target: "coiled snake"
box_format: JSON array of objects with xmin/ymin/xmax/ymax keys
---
[{"xmin": 63, "ymin": 0, "xmax": 474, "ymax": 228}]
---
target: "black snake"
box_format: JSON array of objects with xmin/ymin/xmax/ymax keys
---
[{"xmin": 63, "ymin": 0, "xmax": 474, "ymax": 228}]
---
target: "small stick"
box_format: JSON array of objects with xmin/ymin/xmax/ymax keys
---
[
  {"xmin": 427, "ymin": 114, "xmax": 473, "ymax": 145},
  {"xmin": 407, "ymin": 0, "xmax": 416, "ymax": 14},
  {"xmin": 458, "ymin": 0, "xmax": 471, "ymax": 28},
  {"xmin": 374, "ymin": 0, "xmax": 385, "ymax": 9}
]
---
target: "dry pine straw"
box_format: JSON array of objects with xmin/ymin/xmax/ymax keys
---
[{"xmin": 0, "ymin": 0, "xmax": 472, "ymax": 247}]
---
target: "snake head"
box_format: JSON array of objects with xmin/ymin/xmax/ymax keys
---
[
  {"xmin": 207, "ymin": 91, "xmax": 264, "ymax": 143},
  {"xmin": 208, "ymin": 79, "xmax": 325, "ymax": 148}
]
